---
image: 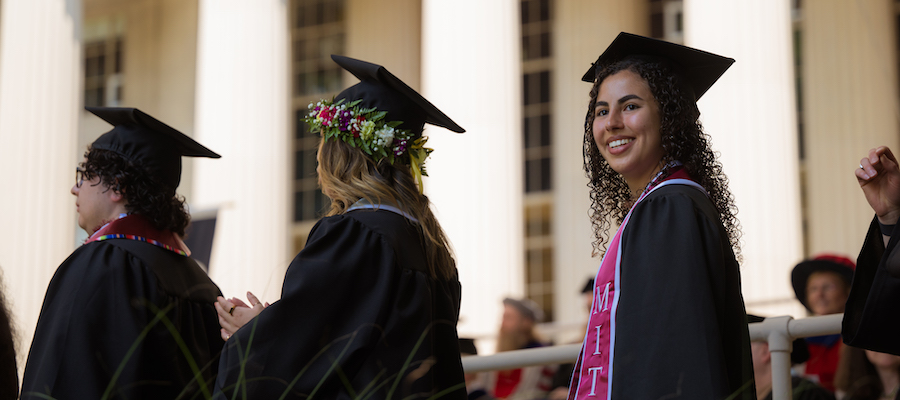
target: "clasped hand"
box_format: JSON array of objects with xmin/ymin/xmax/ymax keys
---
[{"xmin": 215, "ymin": 292, "xmax": 269, "ymax": 341}]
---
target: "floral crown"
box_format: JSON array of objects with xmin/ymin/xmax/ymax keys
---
[{"xmin": 305, "ymin": 98, "xmax": 433, "ymax": 193}]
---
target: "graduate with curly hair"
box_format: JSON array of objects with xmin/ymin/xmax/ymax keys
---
[
  {"xmin": 22, "ymin": 108, "xmax": 223, "ymax": 399},
  {"xmin": 567, "ymin": 33, "xmax": 754, "ymax": 399}
]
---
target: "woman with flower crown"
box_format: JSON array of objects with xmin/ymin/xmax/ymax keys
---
[
  {"xmin": 212, "ymin": 55, "xmax": 467, "ymax": 400},
  {"xmin": 567, "ymin": 33, "xmax": 755, "ymax": 399}
]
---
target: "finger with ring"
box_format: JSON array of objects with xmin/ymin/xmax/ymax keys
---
[{"xmin": 228, "ymin": 305, "xmax": 236, "ymax": 316}]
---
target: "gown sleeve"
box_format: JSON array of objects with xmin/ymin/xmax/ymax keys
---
[
  {"xmin": 842, "ymin": 216, "xmax": 900, "ymax": 355},
  {"xmin": 21, "ymin": 242, "xmax": 222, "ymax": 400},
  {"xmin": 613, "ymin": 185, "xmax": 755, "ymax": 400},
  {"xmin": 214, "ymin": 213, "xmax": 462, "ymax": 399}
]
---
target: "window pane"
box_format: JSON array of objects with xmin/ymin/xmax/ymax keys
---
[
  {"xmin": 114, "ymin": 39, "xmax": 123, "ymax": 73},
  {"xmin": 520, "ymin": 0, "xmax": 530, "ymax": 24},
  {"xmin": 539, "ymin": 71, "xmax": 550, "ymax": 103},
  {"xmin": 540, "ymin": 114, "xmax": 551, "ymax": 146},
  {"xmin": 540, "ymin": 32, "xmax": 550, "ymax": 58},
  {"xmin": 294, "ymin": 150, "xmax": 305, "ymax": 181},
  {"xmin": 538, "ymin": 0, "xmax": 549, "ymax": 21},
  {"xmin": 651, "ymin": 12, "xmax": 664, "ymax": 38},
  {"xmin": 293, "ymin": 191, "xmax": 305, "ymax": 222},
  {"xmin": 540, "ymin": 157, "xmax": 551, "ymax": 191}
]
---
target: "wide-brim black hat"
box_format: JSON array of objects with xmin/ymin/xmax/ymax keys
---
[
  {"xmin": 332, "ymin": 55, "xmax": 464, "ymax": 137},
  {"xmin": 790, "ymin": 255, "xmax": 855, "ymax": 311},
  {"xmin": 87, "ymin": 107, "xmax": 220, "ymax": 193},
  {"xmin": 582, "ymin": 32, "xmax": 734, "ymax": 101}
]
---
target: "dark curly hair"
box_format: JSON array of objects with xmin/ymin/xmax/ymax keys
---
[
  {"xmin": 81, "ymin": 147, "xmax": 191, "ymax": 236},
  {"xmin": 583, "ymin": 57, "xmax": 741, "ymax": 260}
]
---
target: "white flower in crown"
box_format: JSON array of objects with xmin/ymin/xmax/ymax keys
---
[{"xmin": 375, "ymin": 126, "xmax": 395, "ymax": 148}]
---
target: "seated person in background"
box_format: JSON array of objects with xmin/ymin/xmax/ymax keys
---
[
  {"xmin": 791, "ymin": 254, "xmax": 855, "ymax": 391},
  {"xmin": 460, "ymin": 338, "xmax": 496, "ymax": 400},
  {"xmin": 486, "ymin": 298, "xmax": 555, "ymax": 399},
  {"xmin": 834, "ymin": 345, "xmax": 900, "ymax": 400},
  {"xmin": 748, "ymin": 315, "xmax": 834, "ymax": 400}
]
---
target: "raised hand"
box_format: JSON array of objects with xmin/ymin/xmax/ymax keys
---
[{"xmin": 857, "ymin": 146, "xmax": 900, "ymax": 225}]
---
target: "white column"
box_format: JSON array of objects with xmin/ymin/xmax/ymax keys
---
[
  {"xmin": 194, "ymin": 0, "xmax": 290, "ymax": 301},
  {"xmin": 803, "ymin": 0, "xmax": 899, "ymax": 257},
  {"xmin": 552, "ymin": 0, "xmax": 649, "ymax": 333},
  {"xmin": 422, "ymin": 0, "xmax": 522, "ymax": 353},
  {"xmin": 0, "ymin": 0, "xmax": 81, "ymax": 365},
  {"xmin": 684, "ymin": 0, "xmax": 805, "ymax": 317}
]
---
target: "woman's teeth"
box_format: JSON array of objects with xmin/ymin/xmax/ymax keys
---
[{"xmin": 609, "ymin": 138, "xmax": 633, "ymax": 149}]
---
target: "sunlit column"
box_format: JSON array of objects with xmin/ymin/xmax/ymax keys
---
[
  {"xmin": 803, "ymin": 0, "xmax": 899, "ymax": 257},
  {"xmin": 194, "ymin": 0, "xmax": 290, "ymax": 301},
  {"xmin": 552, "ymin": 0, "xmax": 649, "ymax": 331},
  {"xmin": 684, "ymin": 0, "xmax": 805, "ymax": 317},
  {"xmin": 422, "ymin": 0, "xmax": 522, "ymax": 353},
  {"xmin": 0, "ymin": 0, "xmax": 81, "ymax": 365}
]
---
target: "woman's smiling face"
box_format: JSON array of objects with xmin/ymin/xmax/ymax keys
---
[{"xmin": 592, "ymin": 69, "xmax": 665, "ymax": 192}]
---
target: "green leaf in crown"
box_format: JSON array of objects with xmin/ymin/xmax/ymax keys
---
[{"xmin": 305, "ymin": 98, "xmax": 435, "ymax": 193}]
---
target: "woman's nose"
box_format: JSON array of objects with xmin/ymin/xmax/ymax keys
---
[{"xmin": 606, "ymin": 110, "xmax": 623, "ymax": 131}]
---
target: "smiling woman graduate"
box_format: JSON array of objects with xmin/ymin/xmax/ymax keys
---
[
  {"xmin": 213, "ymin": 55, "xmax": 467, "ymax": 400},
  {"xmin": 567, "ymin": 33, "xmax": 755, "ymax": 400}
]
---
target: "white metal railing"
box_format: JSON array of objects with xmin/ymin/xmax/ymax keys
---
[{"xmin": 461, "ymin": 314, "xmax": 843, "ymax": 400}]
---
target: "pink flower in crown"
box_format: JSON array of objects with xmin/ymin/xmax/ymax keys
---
[{"xmin": 320, "ymin": 106, "xmax": 337, "ymax": 126}]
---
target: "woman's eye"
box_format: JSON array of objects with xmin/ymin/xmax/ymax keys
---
[
  {"xmin": 596, "ymin": 109, "xmax": 608, "ymax": 116},
  {"xmin": 625, "ymin": 104, "xmax": 638, "ymax": 111}
]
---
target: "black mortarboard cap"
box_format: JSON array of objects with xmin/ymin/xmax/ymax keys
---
[
  {"xmin": 332, "ymin": 55, "xmax": 465, "ymax": 137},
  {"xmin": 86, "ymin": 107, "xmax": 220, "ymax": 193},
  {"xmin": 582, "ymin": 32, "xmax": 734, "ymax": 100}
]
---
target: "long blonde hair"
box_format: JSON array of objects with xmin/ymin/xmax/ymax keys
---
[{"xmin": 317, "ymin": 139, "xmax": 456, "ymax": 280}]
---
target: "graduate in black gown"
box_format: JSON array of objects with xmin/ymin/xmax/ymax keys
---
[
  {"xmin": 567, "ymin": 33, "xmax": 754, "ymax": 399},
  {"xmin": 846, "ymin": 145, "xmax": 900, "ymax": 356},
  {"xmin": 0, "ymin": 270, "xmax": 17, "ymax": 400},
  {"xmin": 213, "ymin": 55, "xmax": 467, "ymax": 399},
  {"xmin": 21, "ymin": 107, "xmax": 224, "ymax": 399}
]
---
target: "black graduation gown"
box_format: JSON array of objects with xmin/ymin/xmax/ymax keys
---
[
  {"xmin": 21, "ymin": 239, "xmax": 223, "ymax": 399},
  {"xmin": 0, "ymin": 291, "xmax": 17, "ymax": 400},
  {"xmin": 214, "ymin": 209, "xmax": 466, "ymax": 400},
  {"xmin": 613, "ymin": 184, "xmax": 755, "ymax": 399},
  {"xmin": 843, "ymin": 216, "xmax": 900, "ymax": 355}
]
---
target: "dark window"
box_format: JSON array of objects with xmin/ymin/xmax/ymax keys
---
[
  {"xmin": 84, "ymin": 37, "xmax": 123, "ymax": 107},
  {"xmin": 521, "ymin": 0, "xmax": 554, "ymax": 320},
  {"xmin": 291, "ymin": 0, "xmax": 345, "ymax": 224},
  {"xmin": 650, "ymin": 12, "xmax": 664, "ymax": 38},
  {"xmin": 523, "ymin": 71, "xmax": 550, "ymax": 105}
]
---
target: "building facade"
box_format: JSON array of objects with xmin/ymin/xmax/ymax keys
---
[{"xmin": 0, "ymin": 0, "xmax": 897, "ymax": 363}]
